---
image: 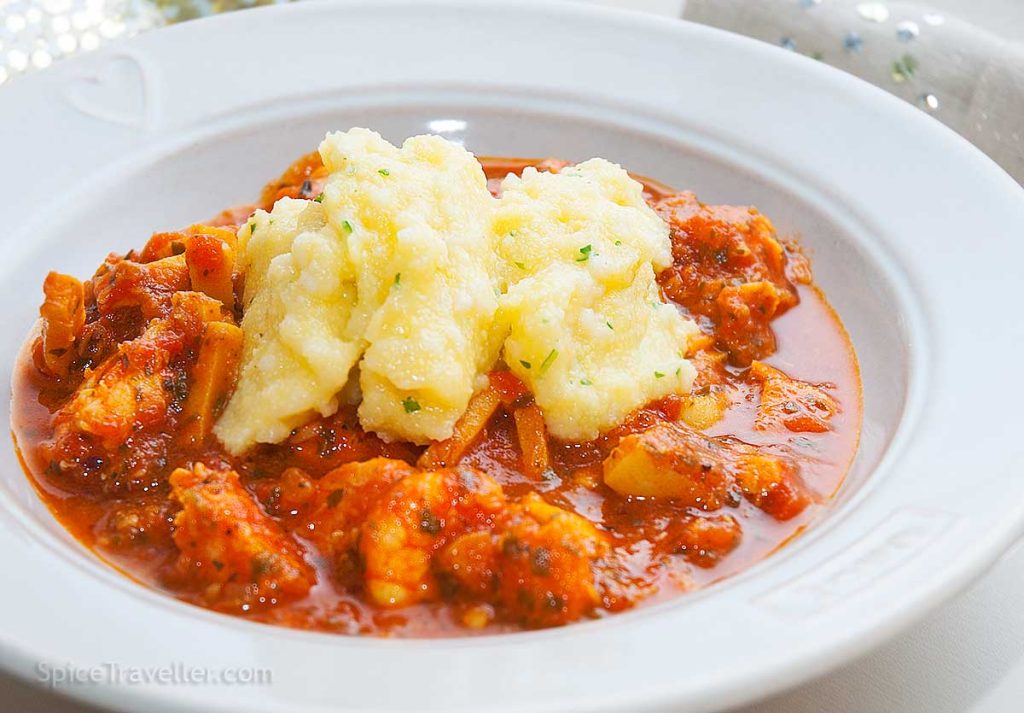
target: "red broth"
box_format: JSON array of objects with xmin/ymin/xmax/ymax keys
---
[{"xmin": 11, "ymin": 155, "xmax": 860, "ymax": 636}]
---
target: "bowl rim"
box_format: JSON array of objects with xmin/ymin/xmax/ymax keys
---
[{"xmin": 2, "ymin": 1, "xmax": 1024, "ymax": 712}]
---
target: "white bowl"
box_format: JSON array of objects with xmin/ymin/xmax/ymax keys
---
[{"xmin": 1, "ymin": 2, "xmax": 1023, "ymax": 711}]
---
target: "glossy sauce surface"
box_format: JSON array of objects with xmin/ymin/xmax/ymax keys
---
[{"xmin": 12, "ymin": 156, "xmax": 861, "ymax": 636}]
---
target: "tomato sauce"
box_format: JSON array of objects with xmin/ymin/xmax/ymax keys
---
[{"xmin": 11, "ymin": 155, "xmax": 861, "ymax": 637}]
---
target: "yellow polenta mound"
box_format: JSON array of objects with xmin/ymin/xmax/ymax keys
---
[
  {"xmin": 320, "ymin": 129, "xmax": 503, "ymax": 444},
  {"xmin": 215, "ymin": 130, "xmax": 698, "ymax": 453},
  {"xmin": 214, "ymin": 199, "xmax": 361, "ymax": 454},
  {"xmin": 496, "ymin": 161, "xmax": 698, "ymax": 440}
]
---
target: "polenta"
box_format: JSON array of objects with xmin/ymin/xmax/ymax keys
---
[
  {"xmin": 496, "ymin": 161, "xmax": 698, "ymax": 440},
  {"xmin": 214, "ymin": 199, "xmax": 362, "ymax": 454},
  {"xmin": 319, "ymin": 129, "xmax": 503, "ymax": 444},
  {"xmin": 216, "ymin": 130, "xmax": 699, "ymax": 452}
]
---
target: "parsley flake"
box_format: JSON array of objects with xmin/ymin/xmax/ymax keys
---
[
  {"xmin": 576, "ymin": 244, "xmax": 593, "ymax": 262},
  {"xmin": 654, "ymin": 371, "xmax": 665, "ymax": 379},
  {"xmin": 341, "ymin": 220, "xmax": 353, "ymax": 234},
  {"xmin": 520, "ymin": 360, "xmax": 532, "ymax": 369},
  {"xmin": 580, "ymin": 378, "xmax": 593, "ymax": 386},
  {"xmin": 606, "ymin": 321, "xmax": 614, "ymax": 330},
  {"xmin": 419, "ymin": 509, "xmax": 441, "ymax": 535},
  {"xmin": 378, "ymin": 168, "xmax": 390, "ymax": 176},
  {"xmin": 539, "ymin": 349, "xmax": 559, "ymax": 374},
  {"xmin": 394, "ymin": 273, "xmax": 401, "ymax": 286},
  {"xmin": 314, "ymin": 192, "xmax": 324, "ymax": 203},
  {"xmin": 402, "ymin": 397, "xmax": 421, "ymax": 414}
]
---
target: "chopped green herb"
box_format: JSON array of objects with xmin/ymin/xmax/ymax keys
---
[
  {"xmin": 402, "ymin": 397, "xmax": 421, "ymax": 414},
  {"xmin": 419, "ymin": 509, "xmax": 442, "ymax": 535},
  {"xmin": 248, "ymin": 220, "xmax": 257, "ymax": 235},
  {"xmin": 394, "ymin": 273, "xmax": 401, "ymax": 286},
  {"xmin": 251, "ymin": 553, "xmax": 274, "ymax": 576},
  {"xmin": 531, "ymin": 547, "xmax": 552, "ymax": 576},
  {"xmin": 606, "ymin": 321, "xmax": 614, "ymax": 330},
  {"xmin": 675, "ymin": 366, "xmax": 682, "ymax": 376},
  {"xmin": 539, "ymin": 349, "xmax": 559, "ymax": 374},
  {"xmin": 514, "ymin": 261, "xmax": 527, "ymax": 270},
  {"xmin": 580, "ymin": 378, "xmax": 593, "ymax": 386},
  {"xmin": 341, "ymin": 220, "xmax": 353, "ymax": 234},
  {"xmin": 519, "ymin": 360, "xmax": 532, "ymax": 369},
  {"xmin": 654, "ymin": 371, "xmax": 665, "ymax": 379},
  {"xmin": 378, "ymin": 168, "xmax": 390, "ymax": 176},
  {"xmin": 314, "ymin": 192, "xmax": 324, "ymax": 203},
  {"xmin": 576, "ymin": 244, "xmax": 593, "ymax": 262},
  {"xmin": 614, "ymin": 240, "xmax": 622, "ymax": 246}
]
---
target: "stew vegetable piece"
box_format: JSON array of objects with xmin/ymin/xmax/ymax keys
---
[{"xmin": 12, "ymin": 153, "xmax": 860, "ymax": 636}]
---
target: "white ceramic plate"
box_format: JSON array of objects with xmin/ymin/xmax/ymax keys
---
[{"xmin": 1, "ymin": 2, "xmax": 1023, "ymax": 712}]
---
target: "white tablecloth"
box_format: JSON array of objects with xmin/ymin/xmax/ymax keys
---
[{"xmin": 1, "ymin": 1, "xmax": 1022, "ymax": 712}]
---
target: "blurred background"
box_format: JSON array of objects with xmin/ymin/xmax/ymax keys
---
[{"xmin": 1, "ymin": 0, "xmax": 1021, "ymax": 180}]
